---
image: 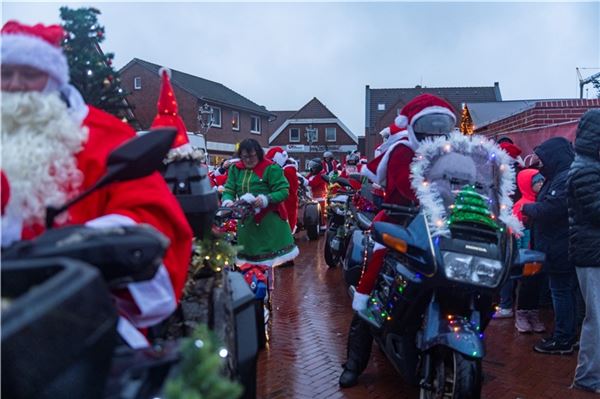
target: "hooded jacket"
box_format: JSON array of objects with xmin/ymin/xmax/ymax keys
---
[
  {"xmin": 513, "ymin": 168, "xmax": 539, "ymax": 223},
  {"xmin": 568, "ymin": 109, "xmax": 600, "ymax": 268},
  {"xmin": 522, "ymin": 137, "xmax": 574, "ymax": 273}
]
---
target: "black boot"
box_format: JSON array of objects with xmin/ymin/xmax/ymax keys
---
[
  {"xmin": 339, "ymin": 364, "xmax": 360, "ymax": 388},
  {"xmin": 339, "ymin": 314, "xmax": 373, "ymax": 388}
]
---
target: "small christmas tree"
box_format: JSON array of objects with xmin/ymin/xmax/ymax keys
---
[
  {"xmin": 59, "ymin": 7, "xmax": 136, "ymax": 124},
  {"xmin": 448, "ymin": 185, "xmax": 499, "ymax": 230},
  {"xmin": 165, "ymin": 324, "xmax": 243, "ymax": 399}
]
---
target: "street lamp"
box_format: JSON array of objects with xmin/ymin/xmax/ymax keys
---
[{"xmin": 197, "ymin": 103, "xmax": 214, "ymax": 136}]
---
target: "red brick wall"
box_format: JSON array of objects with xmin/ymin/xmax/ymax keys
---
[
  {"xmin": 477, "ymin": 99, "xmax": 600, "ymax": 136},
  {"xmin": 120, "ymin": 63, "xmax": 269, "ymax": 148}
]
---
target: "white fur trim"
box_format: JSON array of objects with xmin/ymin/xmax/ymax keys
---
[
  {"xmin": 240, "ymin": 192, "xmax": 256, "ymax": 204},
  {"xmin": 125, "ymin": 265, "xmax": 177, "ymax": 327},
  {"xmin": 409, "ymin": 132, "xmax": 523, "ymax": 237},
  {"xmin": 361, "ymin": 165, "xmax": 378, "ymax": 184},
  {"xmin": 373, "ymin": 137, "xmax": 417, "ymax": 187},
  {"xmin": 235, "ymin": 245, "xmax": 299, "ymax": 267},
  {"xmin": 379, "ymin": 126, "xmax": 391, "ymax": 139},
  {"xmin": 61, "ymin": 85, "xmax": 89, "ymax": 124},
  {"xmin": 352, "ymin": 292, "xmax": 370, "ymax": 311},
  {"xmin": 85, "ymin": 213, "xmax": 136, "ymax": 228},
  {"xmin": 2, "ymin": 34, "xmax": 69, "ymax": 86},
  {"xmin": 374, "ymin": 128, "xmax": 409, "ymax": 156},
  {"xmin": 221, "ymin": 199, "xmax": 234, "ymax": 207},
  {"xmin": 158, "ymin": 67, "xmax": 172, "ymax": 79},
  {"xmin": 395, "ymin": 114, "xmax": 409, "ymax": 128},
  {"xmin": 409, "ymin": 105, "xmax": 456, "ymax": 126},
  {"xmin": 273, "ymin": 150, "xmax": 288, "ymax": 167},
  {"xmin": 117, "ymin": 317, "xmax": 150, "ymax": 349},
  {"xmin": 257, "ymin": 194, "xmax": 269, "ymax": 208}
]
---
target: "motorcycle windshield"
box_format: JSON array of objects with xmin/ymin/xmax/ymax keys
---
[{"xmin": 424, "ymin": 148, "xmax": 501, "ymax": 229}]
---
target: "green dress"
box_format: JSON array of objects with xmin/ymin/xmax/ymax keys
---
[{"xmin": 222, "ymin": 159, "xmax": 298, "ymax": 266}]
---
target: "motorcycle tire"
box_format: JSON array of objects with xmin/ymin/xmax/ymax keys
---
[
  {"xmin": 419, "ymin": 348, "xmax": 482, "ymax": 399},
  {"xmin": 324, "ymin": 231, "xmax": 338, "ymax": 268},
  {"xmin": 306, "ymin": 224, "xmax": 319, "ymax": 241}
]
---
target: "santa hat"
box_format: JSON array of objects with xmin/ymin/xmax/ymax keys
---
[
  {"xmin": 151, "ymin": 68, "xmax": 197, "ymax": 158},
  {"xmin": 265, "ymin": 146, "xmax": 288, "ymax": 167},
  {"xmin": 1, "ymin": 21, "xmax": 69, "ymax": 87},
  {"xmin": 393, "ymin": 93, "xmax": 456, "ymax": 130},
  {"xmin": 499, "ymin": 141, "xmax": 525, "ymax": 167}
]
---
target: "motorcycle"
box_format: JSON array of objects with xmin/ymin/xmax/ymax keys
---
[
  {"xmin": 348, "ymin": 137, "xmax": 545, "ymax": 398},
  {"xmin": 322, "ymin": 175, "xmax": 360, "ymax": 268},
  {"xmin": 296, "ymin": 179, "xmax": 321, "ymax": 241}
]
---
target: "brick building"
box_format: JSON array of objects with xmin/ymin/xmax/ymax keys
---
[
  {"xmin": 465, "ymin": 98, "xmax": 600, "ymax": 159},
  {"xmin": 120, "ymin": 58, "xmax": 275, "ymax": 165},
  {"xmin": 268, "ymin": 98, "xmax": 358, "ymax": 171},
  {"xmin": 364, "ymin": 83, "xmax": 502, "ymax": 159}
]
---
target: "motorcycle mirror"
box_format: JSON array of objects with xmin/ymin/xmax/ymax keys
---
[{"xmin": 45, "ymin": 128, "xmax": 177, "ymax": 228}]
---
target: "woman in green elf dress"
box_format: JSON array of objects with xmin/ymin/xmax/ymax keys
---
[{"xmin": 221, "ymin": 139, "xmax": 299, "ymax": 266}]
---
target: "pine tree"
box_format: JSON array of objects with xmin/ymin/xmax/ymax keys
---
[{"xmin": 59, "ymin": 7, "xmax": 136, "ymax": 124}]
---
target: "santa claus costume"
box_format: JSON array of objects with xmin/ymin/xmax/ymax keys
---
[
  {"xmin": 353, "ymin": 94, "xmax": 456, "ymax": 311},
  {"xmin": 1, "ymin": 21, "xmax": 193, "ymax": 347},
  {"xmin": 265, "ymin": 147, "xmax": 300, "ymax": 233}
]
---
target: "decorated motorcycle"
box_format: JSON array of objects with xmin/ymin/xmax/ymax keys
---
[{"xmin": 350, "ymin": 133, "xmax": 545, "ymax": 398}]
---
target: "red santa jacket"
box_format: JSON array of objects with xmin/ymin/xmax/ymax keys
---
[
  {"xmin": 282, "ymin": 163, "xmax": 299, "ymax": 231},
  {"xmin": 54, "ymin": 107, "xmax": 193, "ymax": 301},
  {"xmin": 322, "ymin": 159, "xmax": 339, "ymax": 174},
  {"xmin": 307, "ymin": 172, "xmax": 328, "ymax": 199}
]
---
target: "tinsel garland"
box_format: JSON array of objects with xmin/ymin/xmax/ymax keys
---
[
  {"xmin": 164, "ymin": 324, "xmax": 242, "ymax": 399},
  {"xmin": 164, "ymin": 143, "xmax": 206, "ymax": 164},
  {"xmin": 410, "ymin": 132, "xmax": 523, "ymax": 237}
]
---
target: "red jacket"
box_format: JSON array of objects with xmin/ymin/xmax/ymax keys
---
[{"xmin": 307, "ymin": 172, "xmax": 328, "ymax": 199}]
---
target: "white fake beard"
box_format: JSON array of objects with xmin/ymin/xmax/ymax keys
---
[{"xmin": 1, "ymin": 91, "xmax": 88, "ymax": 226}]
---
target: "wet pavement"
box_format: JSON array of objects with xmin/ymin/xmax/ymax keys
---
[{"xmin": 257, "ymin": 235, "xmax": 595, "ymax": 399}]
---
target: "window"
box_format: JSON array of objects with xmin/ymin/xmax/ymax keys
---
[
  {"xmin": 306, "ymin": 127, "xmax": 318, "ymax": 143},
  {"xmin": 289, "ymin": 128, "xmax": 300, "ymax": 142},
  {"xmin": 250, "ymin": 116, "xmax": 261, "ymax": 133},
  {"xmin": 377, "ymin": 103, "xmax": 386, "ymax": 111},
  {"xmin": 134, "ymin": 76, "xmax": 141, "ymax": 90},
  {"xmin": 211, "ymin": 106, "xmax": 222, "ymax": 128},
  {"xmin": 232, "ymin": 111, "xmax": 240, "ymax": 131},
  {"xmin": 325, "ymin": 127, "xmax": 336, "ymax": 142}
]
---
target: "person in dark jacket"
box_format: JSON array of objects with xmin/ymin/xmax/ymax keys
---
[
  {"xmin": 522, "ymin": 137, "xmax": 577, "ymax": 354},
  {"xmin": 568, "ymin": 109, "xmax": 600, "ymax": 394}
]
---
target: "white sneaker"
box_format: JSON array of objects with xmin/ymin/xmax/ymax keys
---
[{"xmin": 493, "ymin": 307, "xmax": 514, "ymax": 319}]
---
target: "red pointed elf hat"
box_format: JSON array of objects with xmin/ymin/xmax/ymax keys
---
[{"xmin": 151, "ymin": 67, "xmax": 190, "ymax": 149}]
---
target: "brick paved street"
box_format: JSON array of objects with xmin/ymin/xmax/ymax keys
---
[{"xmin": 257, "ymin": 235, "xmax": 596, "ymax": 399}]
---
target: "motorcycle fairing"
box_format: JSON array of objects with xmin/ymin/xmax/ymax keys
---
[{"xmin": 418, "ymin": 300, "xmax": 485, "ymax": 359}]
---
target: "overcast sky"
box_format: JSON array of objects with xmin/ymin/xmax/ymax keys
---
[{"xmin": 3, "ymin": 1, "xmax": 599, "ymax": 137}]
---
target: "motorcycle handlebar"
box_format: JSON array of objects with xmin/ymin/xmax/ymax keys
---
[{"xmin": 381, "ymin": 203, "xmax": 419, "ymax": 214}]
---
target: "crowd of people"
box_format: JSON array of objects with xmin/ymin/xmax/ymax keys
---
[{"xmin": 1, "ymin": 18, "xmax": 599, "ymax": 397}]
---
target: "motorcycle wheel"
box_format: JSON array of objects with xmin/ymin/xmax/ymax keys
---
[
  {"xmin": 419, "ymin": 348, "xmax": 481, "ymax": 399},
  {"xmin": 306, "ymin": 224, "xmax": 319, "ymax": 241},
  {"xmin": 324, "ymin": 231, "xmax": 338, "ymax": 268}
]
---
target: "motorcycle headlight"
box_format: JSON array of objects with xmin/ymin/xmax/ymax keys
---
[{"xmin": 442, "ymin": 251, "xmax": 504, "ymax": 288}]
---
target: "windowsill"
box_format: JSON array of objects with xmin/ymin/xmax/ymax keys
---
[
  {"xmin": 233, "ymin": 128, "xmax": 240, "ymax": 132},
  {"xmin": 250, "ymin": 130, "xmax": 261, "ymax": 134},
  {"xmin": 289, "ymin": 139, "xmax": 300, "ymax": 143}
]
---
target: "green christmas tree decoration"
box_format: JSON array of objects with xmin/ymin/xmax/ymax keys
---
[
  {"xmin": 448, "ymin": 185, "xmax": 499, "ymax": 230},
  {"xmin": 165, "ymin": 324, "xmax": 243, "ymax": 399},
  {"xmin": 190, "ymin": 237, "xmax": 240, "ymax": 276},
  {"xmin": 59, "ymin": 7, "xmax": 137, "ymax": 125}
]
